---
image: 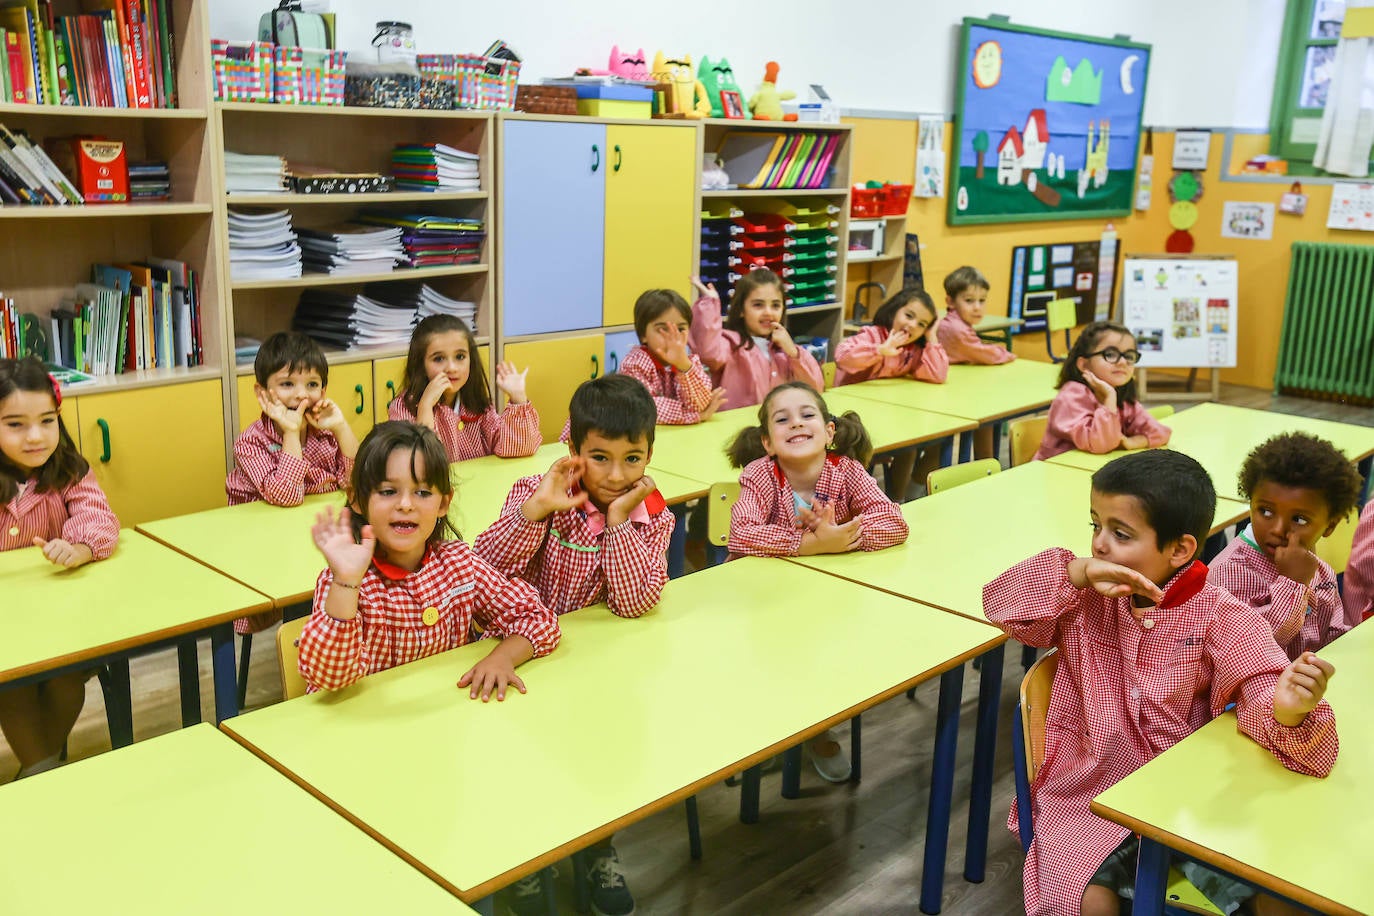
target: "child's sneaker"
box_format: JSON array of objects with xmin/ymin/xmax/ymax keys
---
[
  {"xmin": 503, "ymin": 868, "xmax": 550, "ymax": 916},
  {"xmin": 588, "ymin": 846, "xmax": 635, "ymax": 916}
]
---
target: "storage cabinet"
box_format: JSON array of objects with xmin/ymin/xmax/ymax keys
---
[
  {"xmin": 373, "ymin": 357, "xmax": 407, "ymax": 423},
  {"xmin": 604, "ymin": 330, "xmax": 641, "ymax": 374},
  {"xmin": 503, "ymin": 335, "xmax": 604, "ymax": 442},
  {"xmin": 74, "ymin": 380, "xmax": 226, "ymax": 524}
]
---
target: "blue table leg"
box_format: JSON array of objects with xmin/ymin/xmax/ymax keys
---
[
  {"xmin": 850, "ymin": 713, "xmax": 862, "ymax": 782},
  {"xmin": 959, "ymin": 430, "xmax": 974, "ymax": 464},
  {"xmin": 684, "ymin": 796, "xmax": 703, "ymax": 860},
  {"xmin": 781, "ymin": 746, "xmax": 802, "ymax": 799},
  {"xmin": 668, "ymin": 504, "xmax": 687, "ymax": 579},
  {"xmin": 177, "ymin": 639, "xmax": 200, "ymax": 727},
  {"xmin": 471, "ymin": 895, "xmax": 495, "ymax": 916},
  {"xmin": 991, "ymin": 420, "xmax": 1005, "ymax": 464},
  {"xmin": 210, "ymin": 623, "xmax": 238, "ymax": 722},
  {"xmin": 1132, "ymin": 837, "xmax": 1170, "ymax": 916},
  {"xmin": 739, "ymin": 764, "xmax": 762, "ymax": 824},
  {"xmin": 920, "ymin": 664, "xmax": 965, "ymax": 914},
  {"xmin": 965, "ymin": 643, "xmax": 1004, "ymax": 882},
  {"xmin": 939, "ymin": 436, "xmax": 954, "ymax": 468},
  {"xmin": 104, "ymin": 658, "xmax": 134, "ymax": 747}
]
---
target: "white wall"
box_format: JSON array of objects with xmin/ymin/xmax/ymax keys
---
[{"xmin": 211, "ymin": 0, "xmax": 1285, "ymax": 128}]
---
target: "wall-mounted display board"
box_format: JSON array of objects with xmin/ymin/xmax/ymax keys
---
[
  {"xmin": 1007, "ymin": 240, "xmax": 1116, "ymax": 332},
  {"xmin": 1118, "ymin": 255, "xmax": 1238, "ymax": 368}
]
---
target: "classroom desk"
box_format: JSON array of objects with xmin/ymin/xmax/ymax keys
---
[
  {"xmin": 820, "ymin": 388, "xmax": 976, "ymax": 462},
  {"xmin": 972, "ymin": 315, "xmax": 1025, "ymax": 349},
  {"xmin": 781, "ymin": 460, "xmax": 1249, "ymax": 884},
  {"xmin": 1046, "ymin": 403, "xmax": 1374, "ymax": 498},
  {"xmin": 221, "ymin": 558, "xmax": 1005, "ymax": 914},
  {"xmin": 0, "ymin": 724, "xmax": 470, "ymax": 913},
  {"xmin": 0, "ymin": 531, "xmax": 271, "ymax": 726},
  {"xmin": 1091, "ymin": 621, "xmax": 1374, "ymax": 916}
]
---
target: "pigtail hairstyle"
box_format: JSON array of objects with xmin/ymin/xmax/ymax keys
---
[
  {"xmin": 725, "ymin": 382, "xmax": 873, "ymax": 468},
  {"xmin": 399, "ymin": 315, "xmax": 492, "ymax": 417},
  {"xmin": 722, "ymin": 268, "xmax": 784, "ymax": 351},
  {"xmin": 348, "ymin": 421, "xmax": 458, "ymax": 546},
  {"xmin": 0, "ymin": 357, "xmax": 88, "ymax": 503},
  {"xmin": 871, "ymin": 287, "xmax": 938, "ymax": 345},
  {"xmin": 1055, "ymin": 321, "xmax": 1141, "ymax": 405}
]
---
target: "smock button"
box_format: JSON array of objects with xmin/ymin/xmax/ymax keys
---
[{"xmin": 421, "ymin": 607, "xmax": 439, "ymax": 626}]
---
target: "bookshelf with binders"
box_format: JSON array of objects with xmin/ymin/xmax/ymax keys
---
[{"xmin": 214, "ymin": 102, "xmax": 495, "ymax": 436}]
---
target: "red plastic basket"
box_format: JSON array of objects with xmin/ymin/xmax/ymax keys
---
[
  {"xmin": 879, "ymin": 183, "xmax": 913, "ymax": 216},
  {"xmin": 850, "ymin": 187, "xmax": 882, "ymax": 218}
]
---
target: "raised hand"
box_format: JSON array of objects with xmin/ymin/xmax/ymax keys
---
[
  {"xmin": 1273, "ymin": 651, "xmax": 1334, "ymax": 726},
  {"xmin": 311, "ymin": 506, "xmax": 374, "ymax": 585},
  {"xmin": 690, "ymin": 276, "xmax": 719, "ymax": 302},
  {"xmin": 495, "ymin": 361, "xmax": 529, "ymax": 404},
  {"xmin": 1081, "ymin": 370, "xmax": 1118, "ymax": 410},
  {"xmin": 256, "ymin": 386, "xmax": 306, "ymax": 433},
  {"xmin": 607, "ymin": 475, "xmax": 656, "ymax": 528},
  {"xmin": 770, "ymin": 324, "xmax": 800, "ymax": 358},
  {"xmin": 655, "ymin": 326, "xmax": 693, "ymax": 371},
  {"xmin": 32, "ymin": 536, "xmax": 93, "ymax": 569},
  {"xmin": 520, "ymin": 456, "xmax": 589, "ymax": 522},
  {"xmin": 1073, "ymin": 557, "xmax": 1165, "ymax": 604},
  {"xmin": 306, "ymin": 397, "xmax": 346, "ymax": 432},
  {"xmin": 1273, "ymin": 531, "xmax": 1320, "ymax": 585},
  {"xmin": 699, "ymin": 387, "xmax": 728, "ymax": 421}
]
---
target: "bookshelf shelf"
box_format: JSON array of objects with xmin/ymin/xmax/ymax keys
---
[
  {"xmin": 0, "ymin": 202, "xmax": 213, "ymax": 218},
  {"xmin": 848, "ymin": 252, "xmax": 904, "ymax": 265},
  {"xmin": 56, "ymin": 364, "xmax": 222, "ymax": 397},
  {"xmin": 216, "ymin": 102, "xmax": 494, "ymax": 120},
  {"xmin": 230, "ymin": 263, "xmax": 488, "ymax": 291},
  {"xmin": 232, "ymin": 337, "xmax": 494, "ymax": 374},
  {"xmin": 225, "ymin": 191, "xmax": 487, "ymax": 206},
  {"xmin": 0, "ymin": 103, "xmax": 207, "ymax": 120},
  {"xmin": 702, "ymin": 188, "xmax": 848, "ymax": 199},
  {"xmin": 788, "ymin": 301, "xmax": 844, "ymax": 315}
]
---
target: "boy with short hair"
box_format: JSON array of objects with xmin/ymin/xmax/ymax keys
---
[
  {"xmin": 984, "ymin": 450, "xmax": 1338, "ymax": 916},
  {"xmin": 619, "ymin": 288, "xmax": 727, "ymax": 424},
  {"xmin": 937, "ymin": 266, "xmax": 1014, "ymax": 459},
  {"xmin": 1209, "ymin": 432, "xmax": 1364, "ymax": 659},
  {"xmin": 473, "ymin": 373, "xmax": 672, "ymax": 916}
]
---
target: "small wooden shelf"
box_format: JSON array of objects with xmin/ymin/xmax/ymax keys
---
[
  {"xmin": 225, "ymin": 191, "xmax": 487, "ymax": 206},
  {"xmin": 0, "ymin": 202, "xmax": 212, "ymax": 219},
  {"xmin": 217, "ymin": 102, "xmax": 494, "ymax": 120},
  {"xmin": 702, "ymin": 189, "xmax": 848, "ymax": 199},
  {"xmin": 788, "ymin": 301, "xmax": 843, "ymax": 315},
  {"xmin": 233, "ymin": 337, "xmax": 494, "ymax": 373},
  {"xmin": 847, "ymin": 253, "xmax": 905, "ymax": 265},
  {"xmin": 54, "ymin": 365, "xmax": 222, "ymax": 397},
  {"xmin": 0, "ymin": 103, "xmax": 207, "ymax": 119},
  {"xmin": 230, "ymin": 263, "xmax": 488, "ymax": 291}
]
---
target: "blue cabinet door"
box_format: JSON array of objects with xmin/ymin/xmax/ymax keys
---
[
  {"xmin": 604, "ymin": 330, "xmax": 641, "ymax": 374},
  {"xmin": 501, "ymin": 121, "xmax": 606, "ymax": 336}
]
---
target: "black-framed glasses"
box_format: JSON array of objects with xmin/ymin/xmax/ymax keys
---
[{"xmin": 1086, "ymin": 347, "xmax": 1142, "ymax": 365}]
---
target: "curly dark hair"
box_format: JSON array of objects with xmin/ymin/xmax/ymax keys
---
[{"xmin": 1237, "ymin": 431, "xmax": 1364, "ymax": 521}]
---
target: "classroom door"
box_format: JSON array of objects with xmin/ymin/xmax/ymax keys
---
[
  {"xmin": 602, "ymin": 124, "xmax": 697, "ymax": 328},
  {"xmin": 74, "ymin": 380, "xmax": 226, "ymax": 524},
  {"xmin": 502, "ymin": 334, "xmax": 604, "ymax": 442},
  {"xmin": 502, "ymin": 121, "xmax": 606, "ymax": 336}
]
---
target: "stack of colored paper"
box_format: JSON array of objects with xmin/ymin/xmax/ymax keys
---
[
  {"xmin": 390, "ymin": 144, "xmax": 480, "ymax": 192},
  {"xmin": 355, "ymin": 214, "xmax": 485, "ymax": 267}
]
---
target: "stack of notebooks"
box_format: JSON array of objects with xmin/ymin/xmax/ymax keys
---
[
  {"xmin": 715, "ymin": 131, "xmax": 843, "ymax": 190},
  {"xmin": 292, "ymin": 289, "xmax": 417, "ymax": 349},
  {"xmin": 297, "ymin": 224, "xmax": 405, "ymax": 276},
  {"xmin": 367, "ymin": 282, "xmax": 477, "ymax": 330},
  {"xmin": 225, "ymin": 151, "xmax": 288, "ymax": 195},
  {"xmin": 700, "ymin": 202, "xmax": 840, "ymax": 308},
  {"xmin": 355, "ymin": 214, "xmax": 484, "ymax": 267},
  {"xmin": 0, "ymin": 122, "xmax": 81, "ymax": 205},
  {"xmin": 391, "ymin": 144, "xmax": 481, "ymax": 192},
  {"xmin": 46, "ymin": 259, "xmax": 205, "ymax": 377},
  {"xmin": 128, "ymin": 160, "xmax": 169, "ymax": 201},
  {"xmin": 228, "ymin": 209, "xmax": 302, "ymax": 281},
  {"xmin": 0, "ymin": 0, "xmax": 179, "ymax": 107}
]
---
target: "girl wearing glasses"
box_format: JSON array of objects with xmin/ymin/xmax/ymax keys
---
[{"xmin": 1033, "ymin": 322, "xmax": 1171, "ymax": 460}]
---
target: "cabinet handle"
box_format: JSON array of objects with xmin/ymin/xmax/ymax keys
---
[
  {"xmin": 609, "ymin": 351, "xmax": 619, "ymax": 372},
  {"xmin": 590, "ymin": 354, "xmax": 600, "ymax": 379},
  {"xmin": 591, "ymin": 144, "xmax": 600, "ymax": 172},
  {"xmin": 613, "ymin": 144, "xmax": 622, "ymax": 172},
  {"xmin": 385, "ymin": 380, "xmax": 396, "ymax": 401},
  {"xmin": 96, "ymin": 418, "xmax": 111, "ymax": 462},
  {"xmin": 354, "ymin": 384, "xmax": 365, "ymax": 415}
]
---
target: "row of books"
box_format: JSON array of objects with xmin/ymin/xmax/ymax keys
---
[
  {"xmin": 0, "ymin": 293, "xmax": 29, "ymax": 358},
  {"xmin": 46, "ymin": 258, "xmax": 205, "ymax": 377},
  {"xmin": 392, "ymin": 143, "xmax": 480, "ymax": 193},
  {"xmin": 356, "ymin": 214, "xmax": 484, "ymax": 268},
  {"xmin": 0, "ymin": 120, "xmax": 80, "ymax": 204},
  {"xmin": 715, "ymin": 131, "xmax": 843, "ymax": 190},
  {"xmin": 228, "ymin": 208, "xmax": 301, "ymax": 281},
  {"xmin": 224, "ymin": 150, "xmax": 286, "ymax": 195},
  {"xmin": 292, "ymin": 283, "xmax": 477, "ymax": 350},
  {"xmin": 0, "ymin": 0, "xmax": 178, "ymax": 108}
]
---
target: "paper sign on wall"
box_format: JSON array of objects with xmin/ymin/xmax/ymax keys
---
[
  {"xmin": 1327, "ymin": 182, "xmax": 1374, "ymax": 231},
  {"xmin": 914, "ymin": 117, "xmax": 946, "ymax": 198},
  {"xmin": 1121, "ymin": 257, "xmax": 1237, "ymax": 368},
  {"xmin": 1220, "ymin": 201, "xmax": 1274, "ymax": 240},
  {"xmin": 1171, "ymin": 130, "xmax": 1211, "ymax": 170}
]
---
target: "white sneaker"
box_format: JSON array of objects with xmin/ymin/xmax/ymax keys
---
[{"xmin": 810, "ymin": 745, "xmax": 852, "ymax": 783}]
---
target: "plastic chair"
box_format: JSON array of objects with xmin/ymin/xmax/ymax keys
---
[
  {"xmin": 707, "ymin": 482, "xmax": 740, "ymax": 548},
  {"xmin": 276, "ymin": 616, "xmax": 309, "ymax": 701},
  {"xmin": 927, "ymin": 458, "xmax": 1000, "ymax": 495},
  {"xmin": 1043, "ymin": 299, "xmax": 1078, "ymax": 362},
  {"xmin": 821, "ymin": 361, "xmax": 837, "ymax": 388},
  {"xmin": 1012, "ymin": 650, "xmax": 1225, "ymax": 916},
  {"xmin": 1147, "ymin": 404, "xmax": 1175, "ymax": 421},
  {"xmin": 1009, "ymin": 416, "xmax": 1049, "ymax": 467}
]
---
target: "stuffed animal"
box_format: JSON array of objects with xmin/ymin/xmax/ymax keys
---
[
  {"xmin": 652, "ymin": 50, "xmax": 712, "ymax": 118},
  {"xmin": 748, "ymin": 61, "xmax": 797, "ymax": 121},
  {"xmin": 586, "ymin": 45, "xmax": 649, "ymax": 80},
  {"xmin": 698, "ymin": 56, "xmax": 747, "ymax": 119}
]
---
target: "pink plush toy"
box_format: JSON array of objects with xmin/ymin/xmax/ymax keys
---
[{"xmin": 587, "ymin": 46, "xmax": 649, "ymax": 80}]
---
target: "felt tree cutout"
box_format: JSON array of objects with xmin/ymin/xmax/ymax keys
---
[{"xmin": 973, "ymin": 130, "xmax": 989, "ymax": 179}]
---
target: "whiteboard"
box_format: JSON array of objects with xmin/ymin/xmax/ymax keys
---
[{"xmin": 1119, "ymin": 257, "xmax": 1238, "ymax": 368}]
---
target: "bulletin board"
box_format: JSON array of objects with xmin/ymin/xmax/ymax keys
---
[
  {"xmin": 1118, "ymin": 255, "xmax": 1238, "ymax": 368},
  {"xmin": 1007, "ymin": 240, "xmax": 1116, "ymax": 332},
  {"xmin": 949, "ymin": 18, "xmax": 1152, "ymax": 225}
]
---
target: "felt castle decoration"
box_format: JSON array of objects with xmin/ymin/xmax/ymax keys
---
[
  {"xmin": 1076, "ymin": 120, "xmax": 1110, "ymax": 196},
  {"xmin": 1046, "ymin": 56, "xmax": 1102, "ymax": 105},
  {"xmin": 997, "ymin": 127, "xmax": 1024, "ymax": 186}
]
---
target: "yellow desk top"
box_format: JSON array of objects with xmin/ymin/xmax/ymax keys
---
[
  {"xmin": 818, "ymin": 389, "xmax": 976, "ymax": 451},
  {"xmin": 223, "ymin": 558, "xmax": 1004, "ymax": 901},
  {"xmin": 0, "ymin": 724, "xmax": 469, "ymax": 912},
  {"xmin": 786, "ymin": 461, "xmax": 1247, "ymax": 622},
  {"xmin": 1, "ymin": 531, "xmax": 272, "ymax": 682},
  {"xmin": 1046, "ymin": 403, "xmax": 1374, "ymax": 492},
  {"xmin": 973, "ymin": 315, "xmax": 1025, "ymax": 332},
  {"xmin": 1092, "ymin": 622, "xmax": 1374, "ymax": 916},
  {"xmin": 836, "ymin": 360, "xmax": 1061, "ymax": 424}
]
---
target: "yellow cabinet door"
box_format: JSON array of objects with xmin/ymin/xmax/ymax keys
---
[
  {"xmin": 603, "ymin": 124, "xmax": 697, "ymax": 328},
  {"xmin": 502, "ymin": 335, "xmax": 603, "ymax": 442},
  {"xmin": 327, "ymin": 361, "xmax": 376, "ymax": 444},
  {"xmin": 374, "ymin": 346, "xmax": 490, "ymax": 425},
  {"xmin": 73, "ymin": 380, "xmax": 226, "ymax": 525}
]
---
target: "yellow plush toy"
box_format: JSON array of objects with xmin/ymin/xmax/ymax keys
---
[
  {"xmin": 652, "ymin": 50, "xmax": 712, "ymax": 118},
  {"xmin": 748, "ymin": 61, "xmax": 797, "ymax": 121}
]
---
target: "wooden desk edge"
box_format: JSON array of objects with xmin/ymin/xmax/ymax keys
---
[
  {"xmin": 1087, "ymin": 798, "xmax": 1362, "ymax": 916},
  {"xmin": 135, "ymin": 526, "xmax": 309, "ymax": 610},
  {"xmin": 221, "ymin": 629, "xmax": 1005, "ymax": 903}
]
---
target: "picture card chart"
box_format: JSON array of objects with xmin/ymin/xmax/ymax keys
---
[
  {"xmin": 1326, "ymin": 183, "xmax": 1374, "ymax": 231},
  {"xmin": 1120, "ymin": 256, "xmax": 1237, "ymax": 368},
  {"xmin": 1007, "ymin": 239, "xmax": 1116, "ymax": 331}
]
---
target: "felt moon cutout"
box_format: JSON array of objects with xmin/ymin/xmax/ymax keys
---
[{"xmin": 1121, "ymin": 55, "xmax": 1140, "ymax": 95}]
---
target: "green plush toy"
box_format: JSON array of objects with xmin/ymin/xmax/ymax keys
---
[{"xmin": 698, "ymin": 56, "xmax": 748, "ymax": 119}]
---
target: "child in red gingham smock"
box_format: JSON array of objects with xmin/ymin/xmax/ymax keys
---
[
  {"xmin": 0, "ymin": 358, "xmax": 120, "ymax": 779},
  {"xmin": 388, "ymin": 314, "xmax": 540, "ymax": 461},
  {"xmin": 1208, "ymin": 432, "xmax": 1364, "ymax": 658},
  {"xmin": 474, "ymin": 374, "xmax": 673, "ymax": 618},
  {"xmin": 1034, "ymin": 322, "xmax": 1170, "ymax": 461},
  {"xmin": 833, "ymin": 288, "xmax": 949, "ymax": 386},
  {"xmin": 985, "ymin": 450, "xmax": 1338, "ymax": 916},
  {"xmin": 688, "ymin": 271, "xmax": 824, "ymax": 411},
  {"xmin": 297, "ymin": 422, "xmax": 559, "ymax": 698},
  {"xmin": 1345, "ymin": 500, "xmax": 1374, "ymax": 624},
  {"xmin": 618, "ymin": 287, "xmax": 726, "ymax": 424}
]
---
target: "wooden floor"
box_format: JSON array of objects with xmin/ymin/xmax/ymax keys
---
[{"xmin": 3, "ymin": 383, "xmax": 1370, "ymax": 914}]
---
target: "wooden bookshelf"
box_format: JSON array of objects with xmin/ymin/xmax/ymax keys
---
[
  {"xmin": 701, "ymin": 188, "xmax": 850, "ymax": 199},
  {"xmin": 225, "ymin": 190, "xmax": 488, "ymax": 206},
  {"xmin": 229, "ymin": 263, "xmax": 488, "ymax": 291},
  {"xmin": 0, "ymin": 202, "xmax": 213, "ymax": 218}
]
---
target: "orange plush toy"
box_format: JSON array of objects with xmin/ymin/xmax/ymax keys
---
[{"xmin": 748, "ymin": 61, "xmax": 798, "ymax": 121}]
